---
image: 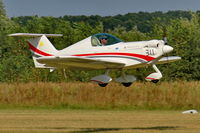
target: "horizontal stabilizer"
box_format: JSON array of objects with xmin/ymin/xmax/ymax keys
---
[
  {"xmin": 32, "ymin": 56, "xmax": 54, "ymax": 68},
  {"xmin": 8, "ymin": 33, "xmax": 63, "ymax": 37}
]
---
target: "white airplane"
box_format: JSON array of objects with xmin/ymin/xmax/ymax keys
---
[{"xmin": 9, "ymin": 33, "xmax": 181, "ymax": 87}]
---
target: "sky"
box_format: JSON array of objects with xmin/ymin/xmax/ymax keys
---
[{"xmin": 3, "ymin": 0, "xmax": 200, "ymax": 17}]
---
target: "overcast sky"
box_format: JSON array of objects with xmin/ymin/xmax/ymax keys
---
[{"xmin": 3, "ymin": 0, "xmax": 200, "ymax": 17}]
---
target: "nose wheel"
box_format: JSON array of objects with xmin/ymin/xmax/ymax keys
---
[
  {"xmin": 152, "ymin": 79, "xmax": 159, "ymax": 84},
  {"xmin": 145, "ymin": 64, "xmax": 162, "ymax": 83}
]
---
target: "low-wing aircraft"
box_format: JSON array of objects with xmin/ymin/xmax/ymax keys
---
[{"xmin": 9, "ymin": 33, "xmax": 181, "ymax": 87}]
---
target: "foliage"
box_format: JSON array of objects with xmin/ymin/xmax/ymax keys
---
[{"xmin": 0, "ymin": 0, "xmax": 200, "ymax": 82}]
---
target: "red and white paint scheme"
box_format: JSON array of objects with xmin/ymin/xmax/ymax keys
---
[{"xmin": 9, "ymin": 33, "xmax": 181, "ymax": 87}]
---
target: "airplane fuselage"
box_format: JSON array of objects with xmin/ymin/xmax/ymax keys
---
[{"xmin": 57, "ymin": 37, "xmax": 166, "ymax": 69}]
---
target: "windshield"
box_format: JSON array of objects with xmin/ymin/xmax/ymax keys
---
[{"xmin": 91, "ymin": 33, "xmax": 122, "ymax": 46}]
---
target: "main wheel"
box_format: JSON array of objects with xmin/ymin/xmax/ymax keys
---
[
  {"xmin": 122, "ymin": 82, "xmax": 132, "ymax": 87},
  {"xmin": 152, "ymin": 80, "xmax": 159, "ymax": 84},
  {"xmin": 98, "ymin": 83, "xmax": 108, "ymax": 87}
]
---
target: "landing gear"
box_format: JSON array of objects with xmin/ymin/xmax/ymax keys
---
[
  {"xmin": 91, "ymin": 70, "xmax": 137, "ymax": 87},
  {"xmin": 145, "ymin": 64, "xmax": 162, "ymax": 83},
  {"xmin": 116, "ymin": 70, "xmax": 136, "ymax": 87},
  {"xmin": 90, "ymin": 70, "xmax": 111, "ymax": 87}
]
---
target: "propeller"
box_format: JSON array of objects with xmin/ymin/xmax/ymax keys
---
[
  {"xmin": 162, "ymin": 27, "xmax": 171, "ymax": 78},
  {"xmin": 162, "ymin": 26, "xmax": 173, "ymax": 54},
  {"xmin": 163, "ymin": 27, "xmax": 169, "ymax": 60},
  {"xmin": 163, "ymin": 36, "xmax": 168, "ymax": 45},
  {"xmin": 162, "ymin": 27, "xmax": 168, "ymax": 45}
]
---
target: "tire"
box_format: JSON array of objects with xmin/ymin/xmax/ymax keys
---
[
  {"xmin": 122, "ymin": 82, "xmax": 132, "ymax": 87},
  {"xmin": 152, "ymin": 80, "xmax": 159, "ymax": 83},
  {"xmin": 98, "ymin": 83, "xmax": 108, "ymax": 87}
]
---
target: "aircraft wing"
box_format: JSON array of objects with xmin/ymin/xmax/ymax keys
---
[
  {"xmin": 157, "ymin": 56, "xmax": 181, "ymax": 64},
  {"xmin": 36, "ymin": 56, "xmax": 125, "ymax": 69}
]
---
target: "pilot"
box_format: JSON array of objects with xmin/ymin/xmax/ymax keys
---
[{"xmin": 99, "ymin": 36, "xmax": 108, "ymax": 46}]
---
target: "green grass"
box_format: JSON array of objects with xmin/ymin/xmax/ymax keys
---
[{"xmin": 0, "ymin": 109, "xmax": 199, "ymax": 133}]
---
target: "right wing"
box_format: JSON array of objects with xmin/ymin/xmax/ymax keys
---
[{"xmin": 157, "ymin": 56, "xmax": 181, "ymax": 64}]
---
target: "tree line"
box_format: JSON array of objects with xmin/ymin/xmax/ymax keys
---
[{"xmin": 0, "ymin": 0, "xmax": 200, "ymax": 82}]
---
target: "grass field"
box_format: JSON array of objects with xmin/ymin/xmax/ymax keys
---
[
  {"xmin": 0, "ymin": 81, "xmax": 199, "ymax": 110},
  {"xmin": 0, "ymin": 82, "xmax": 199, "ymax": 133},
  {"xmin": 0, "ymin": 109, "xmax": 199, "ymax": 133}
]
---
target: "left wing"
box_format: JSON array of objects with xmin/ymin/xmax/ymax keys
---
[{"xmin": 36, "ymin": 56, "xmax": 125, "ymax": 70}]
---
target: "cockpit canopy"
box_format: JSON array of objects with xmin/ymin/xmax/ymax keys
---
[{"xmin": 91, "ymin": 33, "xmax": 122, "ymax": 46}]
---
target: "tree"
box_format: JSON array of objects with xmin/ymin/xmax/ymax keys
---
[
  {"xmin": 1, "ymin": 10, "xmax": 200, "ymax": 82},
  {"xmin": 0, "ymin": 0, "xmax": 5, "ymax": 17}
]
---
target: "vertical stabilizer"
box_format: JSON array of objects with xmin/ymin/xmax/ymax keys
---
[{"xmin": 28, "ymin": 35, "xmax": 58, "ymax": 57}]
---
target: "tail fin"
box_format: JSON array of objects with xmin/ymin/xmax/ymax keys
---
[
  {"xmin": 9, "ymin": 33, "xmax": 62, "ymax": 68},
  {"xmin": 28, "ymin": 35, "xmax": 57, "ymax": 57}
]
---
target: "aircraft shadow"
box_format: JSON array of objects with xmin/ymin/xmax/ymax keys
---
[{"xmin": 68, "ymin": 126, "xmax": 180, "ymax": 133}]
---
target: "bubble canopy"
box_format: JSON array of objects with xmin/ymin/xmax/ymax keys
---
[{"xmin": 91, "ymin": 33, "xmax": 123, "ymax": 46}]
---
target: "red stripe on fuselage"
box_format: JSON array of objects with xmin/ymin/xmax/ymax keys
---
[
  {"xmin": 28, "ymin": 42, "xmax": 53, "ymax": 56},
  {"xmin": 74, "ymin": 53, "xmax": 155, "ymax": 61}
]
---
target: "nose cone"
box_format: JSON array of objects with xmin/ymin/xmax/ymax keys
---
[{"xmin": 162, "ymin": 45, "xmax": 173, "ymax": 54}]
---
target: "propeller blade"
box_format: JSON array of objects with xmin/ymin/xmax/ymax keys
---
[{"xmin": 163, "ymin": 36, "xmax": 168, "ymax": 45}]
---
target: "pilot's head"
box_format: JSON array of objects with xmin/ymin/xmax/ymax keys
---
[{"xmin": 99, "ymin": 36, "xmax": 108, "ymax": 45}]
